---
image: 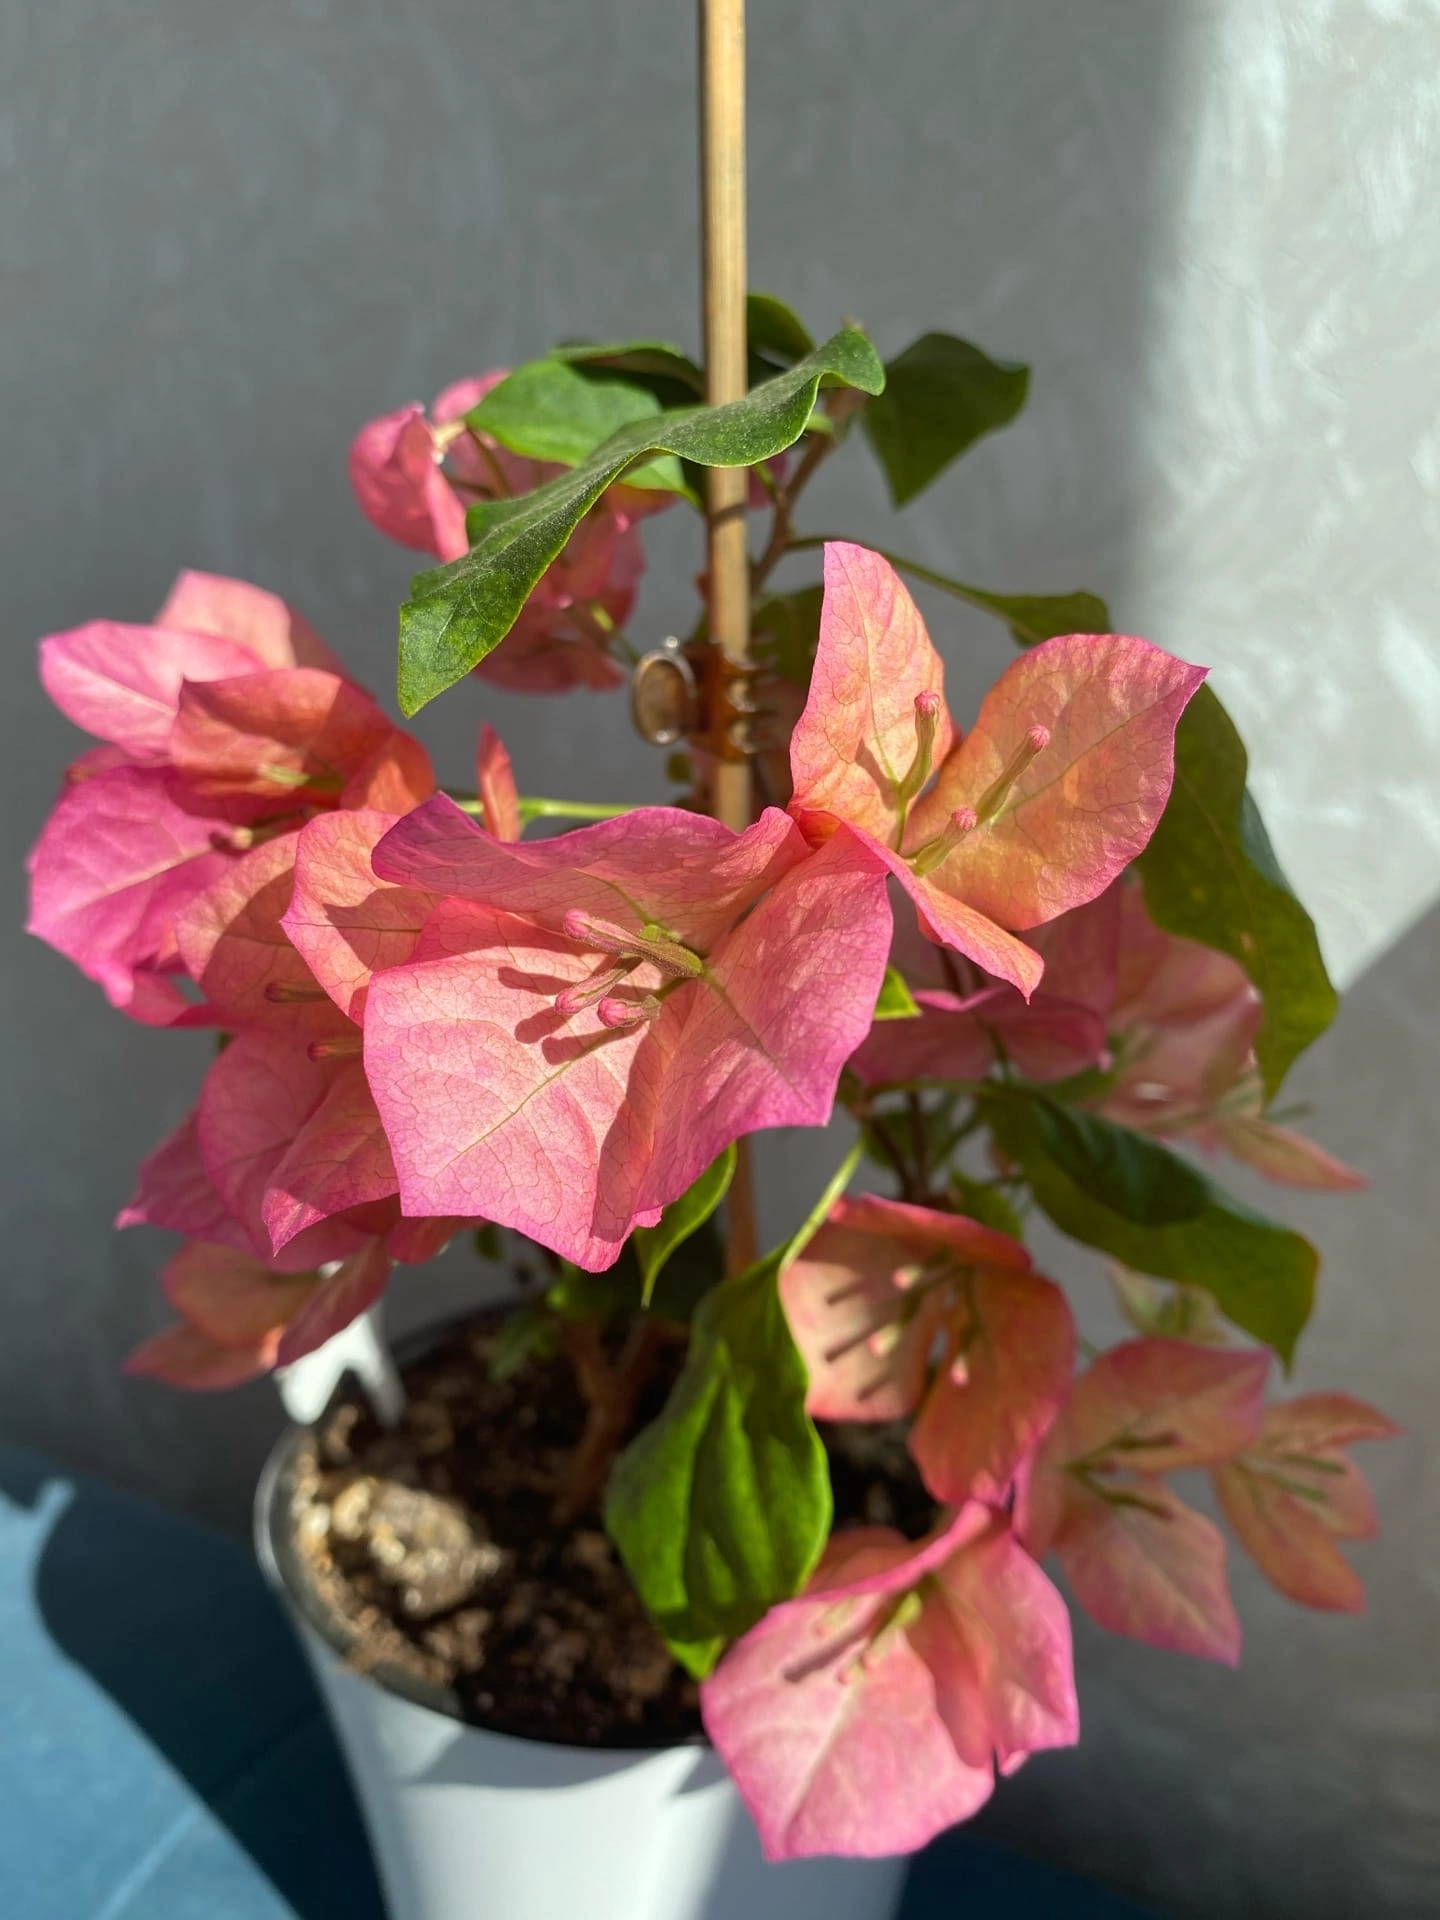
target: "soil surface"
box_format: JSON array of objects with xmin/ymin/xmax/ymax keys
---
[{"xmin": 283, "ymin": 1306, "xmax": 936, "ymax": 1749}]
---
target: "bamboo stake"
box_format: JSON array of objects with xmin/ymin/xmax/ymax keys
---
[{"xmin": 698, "ymin": 0, "xmax": 758, "ymax": 1272}]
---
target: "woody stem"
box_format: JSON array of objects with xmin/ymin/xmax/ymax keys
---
[
  {"xmin": 552, "ymin": 1314, "xmax": 672, "ymax": 1526},
  {"xmin": 750, "ymin": 429, "xmax": 836, "ymax": 593}
]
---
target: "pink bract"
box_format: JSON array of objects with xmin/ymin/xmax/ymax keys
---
[
  {"xmin": 781, "ymin": 1193, "xmax": 1074, "ymax": 1504},
  {"xmin": 476, "ymin": 724, "xmax": 522, "ymax": 842},
  {"xmin": 39, "ymin": 620, "xmax": 261, "ymax": 760},
  {"xmin": 1019, "ymin": 1338, "xmax": 1269, "ymax": 1663},
  {"xmin": 1212, "ymin": 1393, "xmax": 1398, "ymax": 1613},
  {"xmin": 788, "ymin": 544, "xmax": 1205, "ymax": 997},
  {"xmin": 363, "ymin": 798, "xmax": 892, "ymax": 1268},
  {"xmin": 174, "ymin": 834, "xmax": 351, "ymax": 1037},
  {"xmin": 282, "ymin": 809, "xmax": 439, "ymax": 1022},
  {"xmin": 848, "ymin": 889, "xmax": 1119, "ymax": 1089},
  {"xmin": 26, "ymin": 764, "xmax": 238, "ymax": 1024},
  {"xmin": 701, "ymin": 1506, "xmax": 1077, "ymax": 1860},
  {"xmin": 27, "ymin": 573, "xmax": 433, "ymax": 1024},
  {"xmin": 124, "ymin": 1237, "xmax": 396, "ymax": 1389}
]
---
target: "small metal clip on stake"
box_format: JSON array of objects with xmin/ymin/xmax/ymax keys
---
[
  {"xmin": 630, "ymin": 636, "xmax": 763, "ymax": 760},
  {"xmin": 630, "ymin": 638, "xmax": 699, "ymax": 748}
]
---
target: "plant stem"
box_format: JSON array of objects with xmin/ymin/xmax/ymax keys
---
[
  {"xmin": 750, "ymin": 431, "xmax": 836, "ymax": 594},
  {"xmin": 446, "ymin": 793, "xmax": 637, "ymax": 826},
  {"xmin": 553, "ymin": 1314, "xmax": 671, "ymax": 1526},
  {"xmin": 781, "ymin": 1135, "xmax": 865, "ymax": 1267}
]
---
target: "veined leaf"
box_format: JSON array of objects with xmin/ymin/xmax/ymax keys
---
[
  {"xmin": 605, "ymin": 1248, "xmax": 832, "ymax": 1677},
  {"xmin": 789, "ymin": 540, "xmax": 1109, "ymax": 650},
  {"xmin": 751, "ymin": 583, "xmax": 823, "ymax": 688},
  {"xmin": 984, "ymin": 1087, "xmax": 1316, "ymax": 1363},
  {"xmin": 747, "ymin": 291, "xmax": 816, "ymax": 375},
  {"xmin": 1024, "ymin": 1096, "xmax": 1209, "ymax": 1227},
  {"xmin": 466, "ymin": 359, "xmax": 685, "ymax": 494},
  {"xmin": 398, "ymin": 327, "xmax": 885, "ymax": 713},
  {"xmin": 872, "ymin": 964, "xmax": 922, "ymax": 1021},
  {"xmin": 862, "ymin": 332, "xmax": 1029, "ymax": 508},
  {"xmin": 633, "ymin": 1145, "xmax": 736, "ymax": 1308},
  {"xmin": 1137, "ymin": 685, "xmax": 1338, "ymax": 1100}
]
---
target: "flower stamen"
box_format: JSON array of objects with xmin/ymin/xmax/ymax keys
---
[
  {"xmin": 891, "ymin": 690, "xmax": 943, "ymax": 849},
  {"xmin": 562, "ymin": 908, "xmax": 703, "ymax": 979},
  {"xmin": 908, "ymin": 807, "xmax": 977, "ymax": 879},
  {"xmin": 974, "ymin": 723, "xmax": 1051, "ymax": 824}
]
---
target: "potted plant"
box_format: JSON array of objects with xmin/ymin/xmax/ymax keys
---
[{"xmin": 24, "ymin": 8, "xmax": 1393, "ymax": 1916}]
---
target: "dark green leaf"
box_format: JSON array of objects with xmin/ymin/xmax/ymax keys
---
[
  {"xmin": 1137, "ymin": 684, "xmax": 1338, "ymax": 1099},
  {"xmin": 399, "ymin": 327, "xmax": 886, "ymax": 714},
  {"xmin": 1025, "ymin": 1096, "xmax": 1208, "ymax": 1226},
  {"xmin": 634, "ymin": 1146, "xmax": 736, "ymax": 1307},
  {"xmin": 983, "ymin": 1088, "xmax": 1316, "ymax": 1362},
  {"xmin": 790, "ymin": 542, "xmax": 1108, "ymax": 649},
  {"xmin": 488, "ymin": 1303, "xmax": 560, "ymax": 1382},
  {"xmin": 545, "ymin": 1259, "xmax": 636, "ymax": 1324},
  {"xmin": 747, "ymin": 291, "xmax": 816, "ymax": 375},
  {"xmin": 862, "ymin": 332, "xmax": 1029, "ymax": 507},
  {"xmin": 751, "ymin": 583, "xmax": 823, "ymax": 688},
  {"xmin": 951, "ymin": 584, "xmax": 1112, "ymax": 648},
  {"xmin": 647, "ymin": 1217, "xmax": 725, "ymax": 1323},
  {"xmin": 872, "ymin": 964, "xmax": 922, "ymax": 1021},
  {"xmin": 949, "ymin": 1170, "xmax": 1025, "ymax": 1240},
  {"xmin": 467, "ymin": 360, "xmax": 685, "ymax": 494},
  {"xmin": 604, "ymin": 1250, "xmax": 832, "ymax": 1677},
  {"xmin": 552, "ymin": 339, "xmax": 706, "ymax": 412},
  {"xmin": 472, "ymin": 1223, "xmax": 503, "ymax": 1263}
]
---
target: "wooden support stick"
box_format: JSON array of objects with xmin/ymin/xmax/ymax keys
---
[{"xmin": 698, "ymin": 0, "xmax": 758, "ymax": 1273}]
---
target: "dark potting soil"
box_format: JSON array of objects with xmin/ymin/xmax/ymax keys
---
[{"xmin": 284, "ymin": 1305, "xmax": 937, "ymax": 1749}]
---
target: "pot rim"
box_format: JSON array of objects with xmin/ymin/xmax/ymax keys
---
[{"xmin": 254, "ymin": 1309, "xmax": 708, "ymax": 1758}]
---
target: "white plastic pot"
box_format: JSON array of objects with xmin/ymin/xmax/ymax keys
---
[{"xmin": 256, "ymin": 1430, "xmax": 908, "ymax": 1920}]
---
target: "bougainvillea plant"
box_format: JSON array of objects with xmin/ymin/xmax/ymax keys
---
[{"xmin": 27, "ymin": 307, "xmax": 1394, "ymax": 1860}]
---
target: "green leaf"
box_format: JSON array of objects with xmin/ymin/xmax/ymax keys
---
[
  {"xmin": 633, "ymin": 1146, "xmax": 737, "ymax": 1308},
  {"xmin": 1136, "ymin": 684, "xmax": 1338, "ymax": 1099},
  {"xmin": 554, "ymin": 338, "xmax": 705, "ymax": 401},
  {"xmin": 747, "ymin": 291, "xmax": 816, "ymax": 375},
  {"xmin": 950, "ymin": 584, "xmax": 1112, "ymax": 648},
  {"xmin": 398, "ymin": 327, "xmax": 886, "ymax": 714},
  {"xmin": 467, "ymin": 359, "xmax": 686, "ymax": 495},
  {"xmin": 983, "ymin": 1088, "xmax": 1316, "ymax": 1363},
  {"xmin": 862, "ymin": 332, "xmax": 1029, "ymax": 508},
  {"xmin": 949, "ymin": 1169, "xmax": 1025, "ymax": 1241},
  {"xmin": 1024, "ymin": 1096, "xmax": 1209, "ymax": 1227},
  {"xmin": 545, "ymin": 1237, "xmax": 720, "ymax": 1328},
  {"xmin": 545, "ymin": 1259, "xmax": 635, "ymax": 1323},
  {"xmin": 751, "ymin": 583, "xmax": 823, "ymax": 688},
  {"xmin": 488, "ymin": 1302, "xmax": 560, "ymax": 1382},
  {"xmin": 789, "ymin": 541, "xmax": 1109, "ymax": 649},
  {"xmin": 1109, "ymin": 1266, "xmax": 1228, "ymax": 1346},
  {"xmin": 872, "ymin": 964, "xmax": 922, "ymax": 1022},
  {"xmin": 605, "ymin": 1250, "xmax": 832, "ymax": 1676}
]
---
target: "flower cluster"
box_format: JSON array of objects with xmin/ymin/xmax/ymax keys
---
[{"xmin": 27, "ymin": 343, "xmax": 1391, "ymax": 1866}]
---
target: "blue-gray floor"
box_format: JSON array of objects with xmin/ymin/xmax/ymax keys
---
[{"xmin": 0, "ymin": 1445, "xmax": 1158, "ymax": 1919}]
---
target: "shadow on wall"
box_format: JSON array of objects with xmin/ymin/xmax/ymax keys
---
[{"xmin": 0, "ymin": 0, "xmax": 1187, "ymax": 1529}]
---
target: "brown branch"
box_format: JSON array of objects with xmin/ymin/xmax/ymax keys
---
[
  {"xmin": 750, "ymin": 430, "xmax": 835, "ymax": 594},
  {"xmin": 552, "ymin": 1314, "xmax": 672, "ymax": 1526}
]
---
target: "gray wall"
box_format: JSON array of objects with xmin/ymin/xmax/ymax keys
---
[{"xmin": 2, "ymin": 3, "xmax": 1436, "ymax": 1915}]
